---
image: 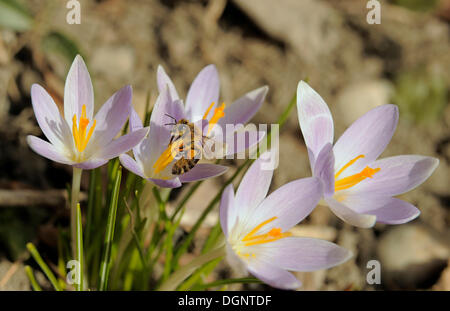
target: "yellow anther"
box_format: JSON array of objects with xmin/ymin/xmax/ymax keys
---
[
  {"xmin": 72, "ymin": 105, "xmax": 96, "ymax": 153},
  {"xmin": 334, "ymin": 155, "xmax": 380, "ymax": 191},
  {"xmin": 153, "ymin": 139, "xmax": 183, "ymax": 174},
  {"xmin": 241, "ymin": 216, "xmax": 291, "ymax": 247}
]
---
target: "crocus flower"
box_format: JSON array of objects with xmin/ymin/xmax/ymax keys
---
[
  {"xmin": 155, "ymin": 66, "xmax": 267, "ymax": 170},
  {"xmin": 120, "ymin": 65, "xmax": 268, "ymax": 188},
  {"xmin": 27, "ymin": 55, "xmax": 148, "ymax": 169},
  {"xmin": 219, "ymin": 152, "xmax": 352, "ymax": 290},
  {"xmin": 119, "ymin": 86, "xmax": 229, "ymax": 188},
  {"xmin": 296, "ymin": 81, "xmax": 439, "ymax": 228}
]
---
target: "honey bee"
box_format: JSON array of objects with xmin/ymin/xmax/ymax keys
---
[{"xmin": 165, "ymin": 114, "xmax": 209, "ymax": 175}]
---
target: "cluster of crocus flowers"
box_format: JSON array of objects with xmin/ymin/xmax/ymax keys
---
[
  {"xmin": 220, "ymin": 152, "xmax": 351, "ymax": 290},
  {"xmin": 296, "ymin": 81, "xmax": 439, "ymax": 228},
  {"xmin": 120, "ymin": 65, "xmax": 268, "ymax": 188},
  {"xmin": 27, "ymin": 55, "xmax": 148, "ymax": 169},
  {"xmin": 27, "ymin": 54, "xmax": 440, "ymax": 291}
]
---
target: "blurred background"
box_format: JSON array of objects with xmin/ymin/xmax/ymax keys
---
[{"xmin": 0, "ymin": 0, "xmax": 449, "ymax": 290}]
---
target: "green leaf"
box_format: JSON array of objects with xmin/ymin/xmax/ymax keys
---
[
  {"xmin": 41, "ymin": 31, "xmax": 82, "ymax": 65},
  {"xmin": 0, "ymin": 0, "xmax": 32, "ymax": 31},
  {"xmin": 99, "ymin": 167, "xmax": 122, "ymax": 291}
]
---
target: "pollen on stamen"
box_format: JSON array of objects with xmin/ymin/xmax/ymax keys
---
[{"xmin": 334, "ymin": 155, "xmax": 381, "ymax": 192}]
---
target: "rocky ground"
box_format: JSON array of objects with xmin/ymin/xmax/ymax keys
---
[{"xmin": 0, "ymin": 0, "xmax": 449, "ymax": 290}]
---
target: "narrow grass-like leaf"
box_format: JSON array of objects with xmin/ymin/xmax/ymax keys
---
[
  {"xmin": 25, "ymin": 265, "xmax": 42, "ymax": 291},
  {"xmin": 26, "ymin": 242, "xmax": 61, "ymax": 291},
  {"xmin": 99, "ymin": 167, "xmax": 122, "ymax": 291}
]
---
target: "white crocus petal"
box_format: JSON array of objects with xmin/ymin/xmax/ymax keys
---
[
  {"xmin": 348, "ymin": 155, "xmax": 439, "ymax": 197},
  {"xmin": 185, "ymin": 64, "xmax": 220, "ymax": 121},
  {"xmin": 27, "ymin": 136, "xmax": 73, "ymax": 165},
  {"xmin": 340, "ymin": 194, "xmax": 420, "ymax": 225},
  {"xmin": 119, "ymin": 154, "xmax": 146, "ymax": 179},
  {"xmin": 84, "ymin": 85, "xmax": 132, "ymax": 158},
  {"xmin": 296, "ymin": 81, "xmax": 334, "ymax": 169},
  {"xmin": 157, "ymin": 65, "xmax": 180, "ymax": 101},
  {"xmin": 234, "ymin": 152, "xmax": 273, "ymax": 223},
  {"xmin": 333, "ymin": 104, "xmax": 398, "ymax": 176},
  {"xmin": 312, "ymin": 143, "xmax": 335, "ymax": 197},
  {"xmin": 219, "ymin": 184, "xmax": 236, "ymax": 237},
  {"xmin": 325, "ymin": 197, "xmax": 376, "ymax": 228},
  {"xmin": 247, "ymin": 177, "xmax": 322, "ymax": 233},
  {"xmin": 257, "ymin": 237, "xmax": 352, "ymax": 272},
  {"xmin": 30, "ymin": 84, "xmax": 73, "ymax": 153},
  {"xmin": 247, "ymin": 259, "xmax": 301, "ymax": 290},
  {"xmin": 64, "ymin": 55, "xmax": 94, "ymax": 128}
]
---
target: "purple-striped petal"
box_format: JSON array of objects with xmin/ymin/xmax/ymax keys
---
[
  {"xmin": 247, "ymin": 260, "xmax": 301, "ymax": 290},
  {"xmin": 257, "ymin": 237, "xmax": 352, "ymax": 272},
  {"xmin": 348, "ymin": 155, "xmax": 439, "ymax": 197},
  {"xmin": 64, "ymin": 55, "xmax": 94, "ymax": 127},
  {"xmin": 235, "ymin": 152, "xmax": 273, "ymax": 218},
  {"xmin": 149, "ymin": 177, "xmax": 182, "ymax": 188},
  {"xmin": 248, "ymin": 177, "xmax": 322, "ymax": 232},
  {"xmin": 119, "ymin": 154, "xmax": 146, "ymax": 178},
  {"xmin": 219, "ymin": 184, "xmax": 236, "ymax": 237},
  {"xmin": 30, "ymin": 84, "xmax": 73, "ymax": 151},
  {"xmin": 296, "ymin": 81, "xmax": 334, "ymax": 169},
  {"xmin": 333, "ymin": 105, "xmax": 398, "ymax": 176},
  {"xmin": 129, "ymin": 106, "xmax": 143, "ymax": 132},
  {"xmin": 27, "ymin": 135, "xmax": 73, "ymax": 165},
  {"xmin": 185, "ymin": 65, "xmax": 220, "ymax": 121},
  {"xmin": 313, "ymin": 143, "xmax": 335, "ymax": 197},
  {"xmin": 157, "ymin": 65, "xmax": 180, "ymax": 101},
  {"xmin": 217, "ymin": 86, "xmax": 268, "ymax": 127},
  {"xmin": 325, "ymin": 197, "xmax": 377, "ymax": 228},
  {"xmin": 86, "ymin": 85, "xmax": 132, "ymax": 156},
  {"xmin": 178, "ymin": 164, "xmax": 228, "ymax": 183},
  {"xmin": 74, "ymin": 158, "xmax": 108, "ymax": 170},
  {"xmin": 340, "ymin": 194, "xmax": 420, "ymax": 225},
  {"xmin": 95, "ymin": 128, "xmax": 148, "ymax": 160},
  {"xmin": 147, "ymin": 89, "xmax": 186, "ymax": 169}
]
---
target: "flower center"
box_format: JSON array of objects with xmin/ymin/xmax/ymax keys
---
[
  {"xmin": 334, "ymin": 155, "xmax": 380, "ymax": 192},
  {"xmin": 241, "ymin": 216, "xmax": 291, "ymax": 247},
  {"xmin": 153, "ymin": 102, "xmax": 225, "ymax": 174},
  {"xmin": 232, "ymin": 216, "xmax": 291, "ymax": 259},
  {"xmin": 72, "ymin": 105, "xmax": 96, "ymax": 153}
]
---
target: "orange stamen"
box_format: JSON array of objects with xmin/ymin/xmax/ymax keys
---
[
  {"xmin": 242, "ymin": 217, "xmax": 291, "ymax": 247},
  {"xmin": 72, "ymin": 105, "xmax": 96, "ymax": 153},
  {"xmin": 334, "ymin": 155, "xmax": 380, "ymax": 191},
  {"xmin": 203, "ymin": 102, "xmax": 215, "ymax": 120},
  {"xmin": 153, "ymin": 139, "xmax": 184, "ymax": 174},
  {"xmin": 207, "ymin": 102, "xmax": 225, "ymax": 135}
]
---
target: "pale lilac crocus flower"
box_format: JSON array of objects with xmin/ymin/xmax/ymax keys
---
[
  {"xmin": 296, "ymin": 81, "xmax": 439, "ymax": 228},
  {"xmin": 158, "ymin": 67, "xmax": 266, "ymax": 164},
  {"xmin": 27, "ymin": 55, "xmax": 148, "ymax": 169},
  {"xmin": 119, "ymin": 86, "xmax": 229, "ymax": 188},
  {"xmin": 220, "ymin": 152, "xmax": 352, "ymax": 290},
  {"xmin": 120, "ymin": 65, "xmax": 268, "ymax": 188}
]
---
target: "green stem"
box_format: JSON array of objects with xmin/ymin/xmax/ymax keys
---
[
  {"xmin": 76, "ymin": 203, "xmax": 84, "ymax": 291},
  {"xmin": 71, "ymin": 167, "xmax": 82, "ymax": 259},
  {"xmin": 158, "ymin": 245, "xmax": 226, "ymax": 291}
]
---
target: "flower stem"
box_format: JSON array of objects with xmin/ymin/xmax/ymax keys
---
[
  {"xmin": 71, "ymin": 167, "xmax": 83, "ymax": 259},
  {"xmin": 158, "ymin": 245, "xmax": 226, "ymax": 291}
]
